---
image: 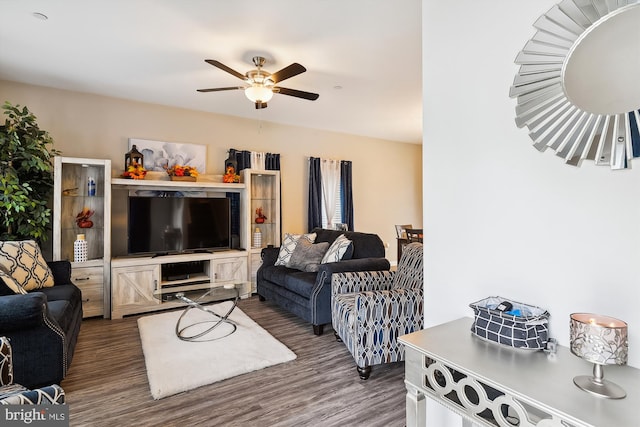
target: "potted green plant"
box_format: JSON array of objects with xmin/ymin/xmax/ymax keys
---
[{"xmin": 0, "ymin": 101, "xmax": 59, "ymax": 242}]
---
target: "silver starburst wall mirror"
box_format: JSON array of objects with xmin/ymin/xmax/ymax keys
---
[{"xmin": 510, "ymin": 0, "xmax": 640, "ymax": 170}]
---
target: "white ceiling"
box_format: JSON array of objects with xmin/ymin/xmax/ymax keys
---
[{"xmin": 0, "ymin": 0, "xmax": 422, "ymax": 144}]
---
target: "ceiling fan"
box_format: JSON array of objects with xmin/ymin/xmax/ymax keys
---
[{"xmin": 197, "ymin": 56, "xmax": 320, "ymax": 109}]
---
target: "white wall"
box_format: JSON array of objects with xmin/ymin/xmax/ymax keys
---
[
  {"xmin": 423, "ymin": 0, "xmax": 640, "ymax": 424},
  {"xmin": 0, "ymin": 79, "xmax": 422, "ymax": 263}
]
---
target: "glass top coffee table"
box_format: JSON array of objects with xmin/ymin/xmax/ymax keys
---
[{"xmin": 153, "ymin": 282, "xmax": 247, "ymax": 342}]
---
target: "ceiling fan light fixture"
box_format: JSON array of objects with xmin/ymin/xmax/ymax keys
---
[
  {"xmin": 245, "ymin": 84, "xmax": 273, "ymax": 103},
  {"xmin": 200, "ymin": 57, "xmax": 319, "ymax": 107}
]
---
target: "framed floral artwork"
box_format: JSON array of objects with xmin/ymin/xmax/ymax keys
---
[{"xmin": 128, "ymin": 138, "xmax": 206, "ymax": 173}]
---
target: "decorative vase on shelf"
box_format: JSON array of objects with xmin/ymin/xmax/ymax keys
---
[
  {"xmin": 255, "ymin": 207, "xmax": 267, "ymax": 224},
  {"xmin": 75, "ymin": 207, "xmax": 94, "ymax": 229},
  {"xmin": 74, "ymin": 234, "xmax": 87, "ymax": 263},
  {"xmin": 87, "ymin": 176, "xmax": 96, "ymax": 196},
  {"xmin": 253, "ymin": 227, "xmax": 262, "ymax": 248}
]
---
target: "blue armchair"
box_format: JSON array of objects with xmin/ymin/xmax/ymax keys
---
[
  {"xmin": 0, "ymin": 259, "xmax": 82, "ymax": 389},
  {"xmin": 0, "ymin": 337, "xmax": 65, "ymax": 404},
  {"xmin": 332, "ymin": 242, "xmax": 424, "ymax": 379}
]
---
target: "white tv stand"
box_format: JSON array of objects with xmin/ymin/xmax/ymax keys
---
[
  {"xmin": 110, "ymin": 176, "xmax": 250, "ymax": 319},
  {"xmin": 111, "ymin": 250, "xmax": 248, "ymax": 319}
]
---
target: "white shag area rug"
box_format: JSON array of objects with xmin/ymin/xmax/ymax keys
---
[{"xmin": 137, "ymin": 301, "xmax": 297, "ymax": 399}]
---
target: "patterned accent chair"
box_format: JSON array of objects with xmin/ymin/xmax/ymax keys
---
[
  {"xmin": 332, "ymin": 242, "xmax": 423, "ymax": 379},
  {"xmin": 0, "ymin": 337, "xmax": 65, "ymax": 404}
]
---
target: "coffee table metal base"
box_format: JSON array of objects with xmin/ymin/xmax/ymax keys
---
[{"xmin": 174, "ymin": 288, "xmax": 240, "ymax": 342}]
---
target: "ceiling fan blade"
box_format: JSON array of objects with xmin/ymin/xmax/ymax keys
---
[
  {"xmin": 197, "ymin": 86, "xmax": 244, "ymax": 93},
  {"xmin": 270, "ymin": 63, "xmax": 306, "ymax": 83},
  {"xmin": 255, "ymin": 102, "xmax": 268, "ymax": 109},
  {"xmin": 204, "ymin": 60, "xmax": 247, "ymax": 81},
  {"xmin": 274, "ymin": 86, "xmax": 319, "ymax": 101}
]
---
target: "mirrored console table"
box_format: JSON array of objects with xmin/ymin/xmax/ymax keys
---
[{"xmin": 399, "ymin": 317, "xmax": 640, "ymax": 427}]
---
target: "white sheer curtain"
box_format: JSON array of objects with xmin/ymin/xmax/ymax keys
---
[
  {"xmin": 320, "ymin": 159, "xmax": 341, "ymax": 228},
  {"xmin": 250, "ymin": 151, "xmax": 266, "ymax": 170}
]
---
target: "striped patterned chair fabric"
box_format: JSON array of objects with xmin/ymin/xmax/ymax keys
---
[
  {"xmin": 331, "ymin": 242, "xmax": 423, "ymax": 379},
  {"xmin": 0, "ymin": 337, "xmax": 65, "ymax": 405}
]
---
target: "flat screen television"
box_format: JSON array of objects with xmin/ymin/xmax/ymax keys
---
[{"xmin": 128, "ymin": 195, "xmax": 231, "ymax": 255}]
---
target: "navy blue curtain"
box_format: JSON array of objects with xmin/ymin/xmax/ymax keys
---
[
  {"xmin": 234, "ymin": 149, "xmax": 252, "ymax": 170},
  {"xmin": 340, "ymin": 160, "xmax": 354, "ymax": 231},
  {"xmin": 307, "ymin": 157, "xmax": 322, "ymax": 231},
  {"xmin": 265, "ymin": 153, "xmax": 280, "ymax": 170},
  {"xmin": 227, "ymin": 149, "xmax": 251, "ymax": 248},
  {"xmin": 630, "ymin": 111, "xmax": 640, "ymax": 158}
]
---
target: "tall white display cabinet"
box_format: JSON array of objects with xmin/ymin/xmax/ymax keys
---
[
  {"xmin": 53, "ymin": 157, "xmax": 111, "ymax": 318},
  {"xmin": 242, "ymin": 169, "xmax": 281, "ymax": 292}
]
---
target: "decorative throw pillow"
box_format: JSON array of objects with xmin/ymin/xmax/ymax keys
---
[
  {"xmin": 287, "ymin": 240, "xmax": 330, "ymax": 272},
  {"xmin": 341, "ymin": 242, "xmax": 355, "ymax": 260},
  {"xmin": 275, "ymin": 233, "xmax": 317, "ymax": 266},
  {"xmin": 0, "ymin": 337, "xmax": 13, "ymax": 386},
  {"xmin": 0, "ymin": 240, "xmax": 54, "ymax": 291},
  {"xmin": 0, "ymin": 268, "xmax": 27, "ymax": 295},
  {"xmin": 321, "ymin": 234, "xmax": 353, "ymax": 264}
]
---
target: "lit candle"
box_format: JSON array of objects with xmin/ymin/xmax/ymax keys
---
[
  {"xmin": 569, "ymin": 312, "xmax": 629, "ymax": 398},
  {"xmin": 571, "ymin": 313, "xmax": 627, "ymax": 329}
]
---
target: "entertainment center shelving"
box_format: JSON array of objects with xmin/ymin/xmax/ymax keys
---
[
  {"xmin": 53, "ymin": 157, "xmax": 112, "ymax": 318},
  {"xmin": 109, "ymin": 176, "xmax": 250, "ymax": 319},
  {"xmin": 110, "ymin": 250, "xmax": 248, "ymax": 319},
  {"xmin": 242, "ymin": 169, "xmax": 281, "ymax": 292},
  {"xmin": 54, "ymin": 158, "xmax": 282, "ymax": 319}
]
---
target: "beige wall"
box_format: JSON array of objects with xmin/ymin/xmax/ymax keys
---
[{"xmin": 1, "ymin": 79, "xmax": 422, "ymax": 263}]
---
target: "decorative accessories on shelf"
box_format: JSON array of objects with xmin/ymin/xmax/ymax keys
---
[
  {"xmin": 169, "ymin": 176, "xmax": 196, "ymax": 182},
  {"xmin": 224, "ymin": 150, "xmax": 238, "ymax": 176},
  {"xmin": 62, "ymin": 187, "xmax": 78, "ymax": 196},
  {"xmin": 75, "ymin": 207, "xmax": 94, "ymax": 229},
  {"xmin": 73, "ymin": 234, "xmax": 87, "ymax": 263},
  {"xmin": 166, "ymin": 165, "xmax": 199, "ymax": 181},
  {"xmin": 253, "ymin": 227, "xmax": 262, "ymax": 248},
  {"xmin": 570, "ymin": 313, "xmax": 628, "ymax": 399},
  {"xmin": 255, "ymin": 207, "xmax": 267, "ymax": 224},
  {"xmin": 223, "ymin": 165, "xmax": 240, "ymax": 183},
  {"xmin": 87, "ymin": 176, "xmax": 96, "ymax": 196},
  {"xmin": 125, "ymin": 144, "xmax": 144, "ymax": 170},
  {"xmin": 121, "ymin": 162, "xmax": 147, "ymax": 180}
]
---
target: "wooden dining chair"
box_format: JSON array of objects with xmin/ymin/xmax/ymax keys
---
[{"xmin": 405, "ymin": 228, "xmax": 423, "ymax": 243}]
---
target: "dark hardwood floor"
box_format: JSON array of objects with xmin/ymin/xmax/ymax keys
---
[{"xmin": 62, "ymin": 296, "xmax": 407, "ymax": 427}]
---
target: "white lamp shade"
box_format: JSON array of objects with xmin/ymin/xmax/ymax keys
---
[{"xmin": 245, "ymin": 85, "xmax": 274, "ymax": 103}]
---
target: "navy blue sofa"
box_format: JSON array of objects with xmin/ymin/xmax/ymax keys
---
[
  {"xmin": 257, "ymin": 228, "xmax": 390, "ymax": 335},
  {"xmin": 0, "ymin": 261, "xmax": 82, "ymax": 389}
]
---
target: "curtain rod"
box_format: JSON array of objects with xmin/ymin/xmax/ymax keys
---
[
  {"xmin": 308, "ymin": 157, "xmax": 351, "ymax": 162},
  {"xmin": 228, "ymin": 149, "xmax": 282, "ymax": 155}
]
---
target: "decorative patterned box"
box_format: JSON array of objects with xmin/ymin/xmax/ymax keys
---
[{"xmin": 469, "ymin": 296, "xmax": 550, "ymax": 350}]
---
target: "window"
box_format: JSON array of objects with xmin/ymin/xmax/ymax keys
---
[
  {"xmin": 321, "ymin": 183, "xmax": 343, "ymax": 229},
  {"xmin": 308, "ymin": 157, "xmax": 352, "ymax": 232}
]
